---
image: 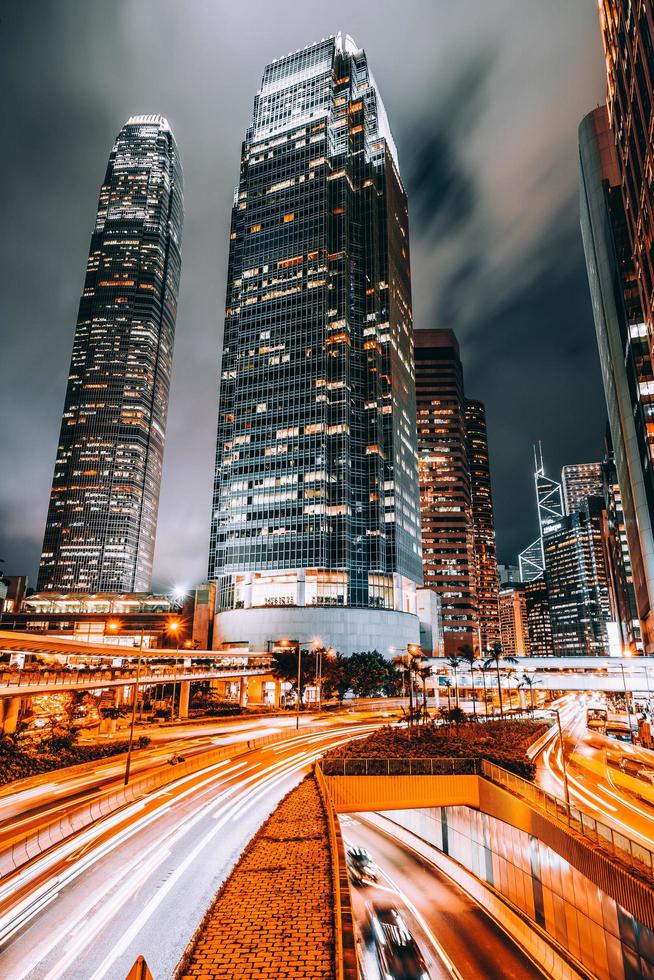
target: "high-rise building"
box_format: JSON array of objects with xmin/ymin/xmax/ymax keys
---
[
  {"xmin": 542, "ymin": 505, "xmax": 611, "ymax": 656},
  {"xmin": 579, "ymin": 103, "xmax": 654, "ymax": 650},
  {"xmin": 38, "ymin": 116, "xmax": 183, "ymax": 594},
  {"xmin": 498, "ymin": 585, "xmax": 529, "ymax": 656},
  {"xmin": 415, "ymin": 329, "xmax": 477, "ymax": 655},
  {"xmin": 598, "ymin": 2, "xmax": 654, "ymax": 335},
  {"xmin": 561, "ymin": 462, "xmax": 603, "ymax": 515},
  {"xmin": 498, "ymin": 563, "xmax": 521, "ymax": 585},
  {"xmin": 524, "ymin": 578, "xmax": 553, "ymax": 656},
  {"xmin": 208, "ymin": 36, "xmax": 423, "ymax": 654},
  {"xmin": 518, "ymin": 447, "xmax": 565, "ymax": 582},
  {"xmin": 602, "ymin": 431, "xmax": 642, "ymax": 651},
  {"xmin": 465, "ymin": 399, "xmax": 500, "ymax": 650}
]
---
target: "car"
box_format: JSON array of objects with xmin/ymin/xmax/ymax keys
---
[
  {"xmin": 370, "ymin": 904, "xmax": 430, "ymax": 980},
  {"xmin": 346, "ymin": 846, "xmax": 378, "ymax": 886}
]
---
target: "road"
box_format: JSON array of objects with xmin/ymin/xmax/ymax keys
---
[
  {"xmin": 0, "ymin": 716, "xmax": 385, "ymax": 979},
  {"xmin": 341, "ymin": 813, "xmax": 543, "ymax": 979},
  {"xmin": 535, "ymin": 695, "xmax": 654, "ymax": 847},
  {"xmin": 0, "ymin": 708, "xmax": 395, "ymax": 850}
]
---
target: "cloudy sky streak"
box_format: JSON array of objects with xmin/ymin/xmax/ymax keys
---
[{"xmin": 0, "ymin": 0, "xmax": 608, "ymax": 590}]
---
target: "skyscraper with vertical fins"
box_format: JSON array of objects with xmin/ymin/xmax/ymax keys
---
[
  {"xmin": 38, "ymin": 115, "xmax": 184, "ymax": 593},
  {"xmin": 208, "ymin": 36, "xmax": 423, "ymax": 654}
]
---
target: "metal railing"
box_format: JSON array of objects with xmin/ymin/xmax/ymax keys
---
[
  {"xmin": 0, "ymin": 664, "xmax": 267, "ymax": 691},
  {"xmin": 321, "ymin": 757, "xmax": 482, "ymax": 777},
  {"xmin": 481, "ymin": 760, "xmax": 654, "ymax": 878}
]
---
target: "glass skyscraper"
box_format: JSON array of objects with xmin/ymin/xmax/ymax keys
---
[
  {"xmin": 208, "ymin": 36, "xmax": 423, "ymax": 654},
  {"xmin": 38, "ymin": 115, "xmax": 184, "ymax": 594}
]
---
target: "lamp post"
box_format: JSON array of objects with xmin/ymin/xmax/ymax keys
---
[
  {"xmin": 619, "ymin": 662, "xmax": 635, "ymax": 743},
  {"xmin": 166, "ymin": 619, "xmax": 182, "ymax": 722},
  {"xmin": 553, "ymin": 707, "xmax": 571, "ymax": 814},
  {"xmin": 124, "ymin": 627, "xmax": 145, "ymax": 786},
  {"xmin": 280, "ymin": 639, "xmax": 302, "ymax": 730}
]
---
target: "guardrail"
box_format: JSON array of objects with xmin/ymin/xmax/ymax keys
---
[
  {"xmin": 314, "ymin": 764, "xmax": 359, "ymax": 980},
  {"xmin": 482, "ymin": 760, "xmax": 654, "ymax": 879},
  {"xmin": 0, "ymin": 664, "xmax": 269, "ymax": 694},
  {"xmin": 322, "ymin": 757, "xmax": 482, "ymax": 776}
]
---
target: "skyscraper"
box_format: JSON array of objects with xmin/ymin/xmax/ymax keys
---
[
  {"xmin": 543, "ymin": 504, "xmax": 611, "ymax": 656},
  {"xmin": 208, "ymin": 36, "xmax": 423, "ymax": 654},
  {"xmin": 518, "ymin": 448, "xmax": 565, "ymax": 582},
  {"xmin": 579, "ymin": 103, "xmax": 654, "ymax": 650},
  {"xmin": 415, "ymin": 329, "xmax": 481, "ymax": 655},
  {"xmin": 38, "ymin": 116, "xmax": 183, "ymax": 593},
  {"xmin": 524, "ymin": 579, "xmax": 553, "ymax": 657},
  {"xmin": 498, "ymin": 586, "xmax": 529, "ymax": 656},
  {"xmin": 602, "ymin": 432, "xmax": 642, "ymax": 651},
  {"xmin": 561, "ymin": 462, "xmax": 603, "ymax": 516},
  {"xmin": 465, "ymin": 399, "xmax": 500, "ymax": 650}
]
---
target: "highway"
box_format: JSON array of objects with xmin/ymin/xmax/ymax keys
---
[
  {"xmin": 341, "ymin": 812, "xmax": 543, "ymax": 979},
  {"xmin": 0, "ymin": 715, "xmax": 385, "ymax": 979},
  {"xmin": 536, "ymin": 696, "xmax": 654, "ymax": 847}
]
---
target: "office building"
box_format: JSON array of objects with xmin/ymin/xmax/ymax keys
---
[
  {"xmin": 524, "ymin": 578, "xmax": 553, "ymax": 656},
  {"xmin": 543, "ymin": 506, "xmax": 611, "ymax": 656},
  {"xmin": 562, "ymin": 463, "xmax": 603, "ymax": 515},
  {"xmin": 602, "ymin": 434, "xmax": 642, "ymax": 651},
  {"xmin": 518, "ymin": 447, "xmax": 565, "ymax": 582},
  {"xmin": 465, "ymin": 399, "xmax": 500, "ymax": 650},
  {"xmin": 415, "ymin": 329, "xmax": 477, "ymax": 655},
  {"xmin": 498, "ymin": 586, "xmax": 529, "ymax": 656},
  {"xmin": 498, "ymin": 564, "xmax": 521, "ymax": 586},
  {"xmin": 208, "ymin": 36, "xmax": 423, "ymax": 655},
  {"xmin": 579, "ymin": 104, "xmax": 654, "ymax": 651},
  {"xmin": 38, "ymin": 116, "xmax": 184, "ymax": 594}
]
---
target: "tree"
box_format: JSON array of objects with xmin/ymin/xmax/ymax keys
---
[
  {"xmin": 442, "ymin": 677, "xmax": 453, "ymax": 711},
  {"xmin": 446, "ymin": 656, "xmax": 461, "ymax": 707},
  {"xmin": 416, "ymin": 664, "xmax": 432, "ymax": 723},
  {"xmin": 519, "ymin": 673, "xmax": 538, "ymax": 716},
  {"xmin": 345, "ymin": 650, "xmax": 398, "ymax": 699},
  {"xmin": 457, "ymin": 644, "xmax": 477, "ymax": 717},
  {"xmin": 321, "ymin": 652, "xmax": 349, "ymax": 701},
  {"xmin": 483, "ymin": 642, "xmax": 518, "ymax": 719},
  {"xmin": 271, "ymin": 648, "xmax": 313, "ymax": 703},
  {"xmin": 505, "ymin": 668, "xmax": 519, "ymax": 713}
]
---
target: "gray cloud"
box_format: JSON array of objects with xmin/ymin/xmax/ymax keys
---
[{"xmin": 0, "ymin": 0, "xmax": 607, "ymax": 586}]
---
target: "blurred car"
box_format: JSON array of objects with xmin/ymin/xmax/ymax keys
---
[
  {"xmin": 346, "ymin": 846, "xmax": 378, "ymax": 886},
  {"xmin": 370, "ymin": 904, "xmax": 430, "ymax": 980}
]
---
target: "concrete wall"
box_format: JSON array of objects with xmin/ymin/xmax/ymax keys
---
[
  {"xmin": 214, "ymin": 606, "xmax": 420, "ymax": 655},
  {"xmin": 382, "ymin": 804, "xmax": 653, "ymax": 980}
]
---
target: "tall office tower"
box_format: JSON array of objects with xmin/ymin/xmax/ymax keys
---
[
  {"xmin": 602, "ymin": 432, "xmax": 642, "ymax": 650},
  {"xmin": 542, "ymin": 505, "xmax": 611, "ymax": 656},
  {"xmin": 415, "ymin": 329, "xmax": 477, "ymax": 655},
  {"xmin": 598, "ymin": 2, "xmax": 654, "ymax": 333},
  {"xmin": 561, "ymin": 462, "xmax": 603, "ymax": 515},
  {"xmin": 579, "ymin": 104, "xmax": 654, "ymax": 650},
  {"xmin": 518, "ymin": 447, "xmax": 565, "ymax": 582},
  {"xmin": 524, "ymin": 579, "xmax": 553, "ymax": 656},
  {"xmin": 465, "ymin": 399, "xmax": 500, "ymax": 650},
  {"xmin": 498, "ymin": 586, "xmax": 529, "ymax": 656},
  {"xmin": 38, "ymin": 116, "xmax": 184, "ymax": 593},
  {"xmin": 208, "ymin": 37, "xmax": 423, "ymax": 654}
]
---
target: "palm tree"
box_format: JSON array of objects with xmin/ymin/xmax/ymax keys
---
[
  {"xmin": 446, "ymin": 655, "xmax": 461, "ymax": 708},
  {"xmin": 457, "ymin": 644, "xmax": 477, "ymax": 717},
  {"xmin": 483, "ymin": 642, "xmax": 518, "ymax": 719},
  {"xmin": 416, "ymin": 663, "xmax": 432, "ymax": 723},
  {"xmin": 519, "ymin": 673, "xmax": 538, "ymax": 716},
  {"xmin": 505, "ymin": 668, "xmax": 519, "ymax": 714},
  {"xmin": 442, "ymin": 677, "xmax": 453, "ymax": 711}
]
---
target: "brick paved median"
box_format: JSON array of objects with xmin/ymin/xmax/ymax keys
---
[{"xmin": 176, "ymin": 775, "xmax": 336, "ymax": 979}]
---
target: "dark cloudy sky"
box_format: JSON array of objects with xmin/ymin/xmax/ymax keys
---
[{"xmin": 0, "ymin": 0, "xmax": 608, "ymax": 591}]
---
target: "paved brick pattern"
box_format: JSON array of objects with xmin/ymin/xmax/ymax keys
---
[{"xmin": 176, "ymin": 775, "xmax": 336, "ymax": 979}]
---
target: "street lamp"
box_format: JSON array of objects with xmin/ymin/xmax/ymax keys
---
[
  {"xmin": 553, "ymin": 707, "xmax": 571, "ymax": 814},
  {"xmin": 124, "ymin": 626, "xmax": 145, "ymax": 786},
  {"xmin": 280, "ymin": 639, "xmax": 302, "ymax": 730},
  {"xmin": 166, "ymin": 619, "xmax": 182, "ymax": 722},
  {"xmin": 619, "ymin": 662, "xmax": 635, "ymax": 743}
]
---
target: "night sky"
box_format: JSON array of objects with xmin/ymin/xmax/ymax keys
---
[{"xmin": 0, "ymin": 1, "xmax": 608, "ymax": 592}]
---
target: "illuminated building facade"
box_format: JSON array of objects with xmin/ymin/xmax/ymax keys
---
[
  {"xmin": 579, "ymin": 102, "xmax": 654, "ymax": 651},
  {"xmin": 518, "ymin": 447, "xmax": 565, "ymax": 582},
  {"xmin": 498, "ymin": 586, "xmax": 529, "ymax": 656},
  {"xmin": 465, "ymin": 399, "xmax": 500, "ymax": 650},
  {"xmin": 38, "ymin": 116, "xmax": 183, "ymax": 594},
  {"xmin": 602, "ymin": 433, "xmax": 642, "ymax": 650},
  {"xmin": 561, "ymin": 462, "xmax": 603, "ymax": 515},
  {"xmin": 524, "ymin": 578, "xmax": 553, "ymax": 656},
  {"xmin": 543, "ymin": 505, "xmax": 611, "ymax": 656},
  {"xmin": 208, "ymin": 37, "xmax": 423, "ymax": 654},
  {"xmin": 415, "ymin": 329, "xmax": 477, "ymax": 655}
]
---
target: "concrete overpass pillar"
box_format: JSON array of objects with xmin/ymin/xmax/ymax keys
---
[
  {"xmin": 239, "ymin": 676, "xmax": 248, "ymax": 708},
  {"xmin": 178, "ymin": 681, "xmax": 190, "ymax": 720},
  {"xmin": 274, "ymin": 679, "xmax": 282, "ymax": 707},
  {"xmin": 247, "ymin": 676, "xmax": 264, "ymax": 705},
  {"xmin": 1, "ymin": 696, "xmax": 22, "ymax": 735}
]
